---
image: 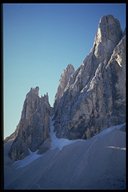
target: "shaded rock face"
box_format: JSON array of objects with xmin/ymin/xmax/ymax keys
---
[
  {"xmin": 53, "ymin": 15, "xmax": 125, "ymax": 139},
  {"xmin": 9, "ymin": 87, "xmax": 51, "ymax": 160}
]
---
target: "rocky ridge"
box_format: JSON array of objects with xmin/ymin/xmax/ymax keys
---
[
  {"xmin": 53, "ymin": 15, "xmax": 126, "ymax": 139},
  {"xmin": 6, "ymin": 15, "xmax": 126, "ymax": 160}
]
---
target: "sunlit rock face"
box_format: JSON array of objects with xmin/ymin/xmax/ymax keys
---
[
  {"xmin": 55, "ymin": 64, "xmax": 75, "ymax": 101},
  {"xmin": 9, "ymin": 87, "xmax": 51, "ymax": 160},
  {"xmin": 93, "ymin": 15, "xmax": 122, "ymax": 62},
  {"xmin": 53, "ymin": 15, "xmax": 125, "ymax": 139}
]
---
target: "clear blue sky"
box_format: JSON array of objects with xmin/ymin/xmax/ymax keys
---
[{"xmin": 3, "ymin": 3, "xmax": 126, "ymax": 138}]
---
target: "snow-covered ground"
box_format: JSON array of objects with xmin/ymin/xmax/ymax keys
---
[
  {"xmin": 13, "ymin": 120, "xmax": 125, "ymax": 169},
  {"xmin": 4, "ymin": 121, "xmax": 126, "ymax": 189},
  {"xmin": 13, "ymin": 149, "xmax": 42, "ymax": 168},
  {"xmin": 13, "ymin": 118, "xmax": 84, "ymax": 169}
]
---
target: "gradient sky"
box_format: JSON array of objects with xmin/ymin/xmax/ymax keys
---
[{"xmin": 3, "ymin": 3, "xmax": 126, "ymax": 138}]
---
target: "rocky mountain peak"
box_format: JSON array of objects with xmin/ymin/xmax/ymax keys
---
[
  {"xmin": 9, "ymin": 87, "xmax": 51, "ymax": 160},
  {"xmin": 66, "ymin": 64, "xmax": 75, "ymax": 71},
  {"xmin": 55, "ymin": 64, "xmax": 75, "ymax": 102},
  {"xmin": 53, "ymin": 15, "xmax": 125, "ymax": 140},
  {"xmin": 7, "ymin": 15, "xmax": 125, "ymax": 161},
  {"xmin": 30, "ymin": 86, "xmax": 39, "ymax": 95},
  {"xmin": 99, "ymin": 15, "xmax": 122, "ymax": 41},
  {"xmin": 41, "ymin": 92, "xmax": 49, "ymax": 103},
  {"xmin": 21, "ymin": 87, "xmax": 40, "ymax": 120},
  {"xmin": 93, "ymin": 15, "xmax": 122, "ymax": 62}
]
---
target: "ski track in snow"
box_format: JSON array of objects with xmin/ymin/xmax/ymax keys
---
[{"xmin": 13, "ymin": 118, "xmax": 125, "ymax": 169}]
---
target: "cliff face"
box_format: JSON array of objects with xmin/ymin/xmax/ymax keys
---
[
  {"xmin": 55, "ymin": 64, "xmax": 75, "ymax": 101},
  {"xmin": 53, "ymin": 15, "xmax": 125, "ymax": 139},
  {"xmin": 7, "ymin": 15, "xmax": 126, "ymax": 160},
  {"xmin": 9, "ymin": 87, "xmax": 51, "ymax": 160}
]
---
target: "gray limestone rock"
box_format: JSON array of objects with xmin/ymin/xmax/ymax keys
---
[
  {"xmin": 53, "ymin": 15, "xmax": 125, "ymax": 139},
  {"xmin": 55, "ymin": 64, "xmax": 75, "ymax": 102},
  {"xmin": 9, "ymin": 87, "xmax": 51, "ymax": 160},
  {"xmin": 92, "ymin": 15, "xmax": 122, "ymax": 63},
  {"xmin": 54, "ymin": 64, "xmax": 75, "ymax": 120},
  {"xmin": 37, "ymin": 138, "xmax": 51, "ymax": 154}
]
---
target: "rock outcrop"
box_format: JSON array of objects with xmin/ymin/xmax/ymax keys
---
[
  {"xmin": 53, "ymin": 15, "xmax": 125, "ymax": 139},
  {"xmin": 7, "ymin": 15, "xmax": 126, "ymax": 161},
  {"xmin": 54, "ymin": 64, "xmax": 75, "ymax": 108},
  {"xmin": 92, "ymin": 15, "xmax": 122, "ymax": 62},
  {"xmin": 9, "ymin": 87, "xmax": 51, "ymax": 160}
]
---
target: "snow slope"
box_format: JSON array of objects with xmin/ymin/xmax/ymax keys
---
[
  {"xmin": 13, "ymin": 149, "xmax": 42, "ymax": 168},
  {"xmin": 12, "ymin": 118, "xmax": 85, "ymax": 169},
  {"xmin": 4, "ymin": 123, "xmax": 126, "ymax": 189}
]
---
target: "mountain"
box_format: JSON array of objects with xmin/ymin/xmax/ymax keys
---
[
  {"xmin": 55, "ymin": 64, "xmax": 75, "ymax": 103},
  {"xmin": 8, "ymin": 87, "xmax": 51, "ymax": 160},
  {"xmin": 4, "ymin": 15, "xmax": 126, "ymax": 189},
  {"xmin": 53, "ymin": 15, "xmax": 126, "ymax": 139}
]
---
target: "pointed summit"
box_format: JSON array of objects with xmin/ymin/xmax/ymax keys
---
[
  {"xmin": 93, "ymin": 15, "xmax": 122, "ymax": 62},
  {"xmin": 66, "ymin": 64, "xmax": 75, "ymax": 71},
  {"xmin": 55, "ymin": 64, "xmax": 75, "ymax": 101},
  {"xmin": 99, "ymin": 15, "xmax": 122, "ymax": 42},
  {"xmin": 9, "ymin": 87, "xmax": 51, "ymax": 160},
  {"xmin": 53, "ymin": 15, "xmax": 125, "ymax": 139}
]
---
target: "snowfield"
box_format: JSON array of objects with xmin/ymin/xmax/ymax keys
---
[
  {"xmin": 13, "ymin": 150, "xmax": 42, "ymax": 169},
  {"xmin": 4, "ymin": 122, "xmax": 126, "ymax": 189},
  {"xmin": 13, "ymin": 118, "xmax": 85, "ymax": 169}
]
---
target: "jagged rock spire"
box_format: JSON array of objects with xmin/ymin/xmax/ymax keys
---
[
  {"xmin": 93, "ymin": 15, "xmax": 122, "ymax": 62},
  {"xmin": 55, "ymin": 64, "xmax": 75, "ymax": 101},
  {"xmin": 9, "ymin": 87, "xmax": 51, "ymax": 160},
  {"xmin": 53, "ymin": 15, "xmax": 125, "ymax": 139}
]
